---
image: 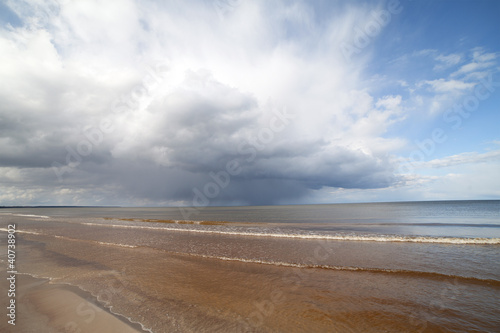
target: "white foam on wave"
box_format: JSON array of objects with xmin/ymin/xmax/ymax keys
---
[
  {"xmin": 187, "ymin": 253, "xmax": 500, "ymax": 286},
  {"xmin": 0, "ymin": 229, "xmax": 137, "ymax": 249},
  {"xmin": 13, "ymin": 214, "xmax": 50, "ymax": 219},
  {"xmin": 0, "ymin": 228, "xmax": 44, "ymax": 235},
  {"xmin": 53, "ymin": 235, "xmax": 138, "ymax": 248},
  {"xmin": 190, "ymin": 253, "xmax": 410, "ymax": 274},
  {"xmin": 18, "ymin": 230, "xmax": 45, "ymax": 235},
  {"xmin": 80, "ymin": 222, "xmax": 500, "ymax": 245},
  {"xmin": 88, "ymin": 288, "xmax": 154, "ymax": 333},
  {"xmin": 96, "ymin": 241, "xmax": 137, "ymax": 248}
]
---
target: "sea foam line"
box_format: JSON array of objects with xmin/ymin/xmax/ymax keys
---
[
  {"xmin": 96, "ymin": 241, "xmax": 137, "ymax": 248},
  {"xmin": 0, "ymin": 230, "xmax": 138, "ymax": 249},
  {"xmin": 0, "ymin": 229, "xmax": 137, "ymax": 249},
  {"xmin": 13, "ymin": 214, "xmax": 50, "ymax": 219},
  {"xmin": 79, "ymin": 222, "xmax": 500, "ymax": 245},
  {"xmin": 53, "ymin": 235, "xmax": 138, "ymax": 248},
  {"xmin": 0, "ymin": 228, "xmax": 44, "ymax": 235},
  {"xmin": 186, "ymin": 253, "xmax": 500, "ymax": 287}
]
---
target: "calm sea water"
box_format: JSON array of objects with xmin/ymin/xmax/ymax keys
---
[
  {"xmin": 4, "ymin": 200, "xmax": 500, "ymax": 239},
  {"xmin": 1, "ymin": 200, "xmax": 499, "ymax": 332}
]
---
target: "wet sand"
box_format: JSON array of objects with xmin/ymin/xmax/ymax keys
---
[{"xmin": 0, "ymin": 274, "xmax": 144, "ymax": 333}]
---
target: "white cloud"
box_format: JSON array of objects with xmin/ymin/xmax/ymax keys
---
[
  {"xmin": 323, "ymin": 161, "xmax": 500, "ymax": 203},
  {"xmin": 434, "ymin": 53, "xmax": 462, "ymax": 71},
  {"xmin": 414, "ymin": 50, "xmax": 462, "ymax": 72},
  {"xmin": 416, "ymin": 150, "xmax": 500, "ymax": 169},
  {"xmin": 418, "ymin": 163, "xmax": 500, "ymax": 200},
  {"xmin": 409, "ymin": 47, "xmax": 498, "ymax": 115},
  {"xmin": 422, "ymin": 78, "xmax": 475, "ymax": 93},
  {"xmin": 451, "ymin": 49, "xmax": 497, "ymax": 78}
]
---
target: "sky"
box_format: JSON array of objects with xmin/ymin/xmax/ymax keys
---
[{"xmin": 0, "ymin": 0, "xmax": 499, "ymax": 207}]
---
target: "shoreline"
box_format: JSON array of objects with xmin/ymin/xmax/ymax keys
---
[{"xmin": 3, "ymin": 274, "xmax": 148, "ymax": 333}]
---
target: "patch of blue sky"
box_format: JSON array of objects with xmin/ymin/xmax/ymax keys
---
[{"xmin": 0, "ymin": 2, "xmax": 22, "ymax": 28}]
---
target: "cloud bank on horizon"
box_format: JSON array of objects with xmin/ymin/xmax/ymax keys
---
[{"xmin": 0, "ymin": 0, "xmax": 499, "ymax": 206}]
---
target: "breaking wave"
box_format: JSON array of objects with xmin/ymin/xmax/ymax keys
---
[
  {"xmin": 13, "ymin": 214, "xmax": 50, "ymax": 219},
  {"xmin": 53, "ymin": 235, "xmax": 138, "ymax": 248},
  {"xmin": 79, "ymin": 222, "xmax": 500, "ymax": 245},
  {"xmin": 186, "ymin": 253, "xmax": 500, "ymax": 287}
]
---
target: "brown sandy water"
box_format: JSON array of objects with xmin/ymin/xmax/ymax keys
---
[{"xmin": 0, "ymin": 208, "xmax": 499, "ymax": 332}]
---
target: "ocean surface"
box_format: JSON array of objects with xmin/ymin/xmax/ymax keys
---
[{"xmin": 1, "ymin": 200, "xmax": 499, "ymax": 332}]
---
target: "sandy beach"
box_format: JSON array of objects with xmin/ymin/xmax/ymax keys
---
[{"xmin": 0, "ymin": 274, "xmax": 144, "ymax": 333}]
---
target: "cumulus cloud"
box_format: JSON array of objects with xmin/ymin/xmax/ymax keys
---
[{"xmin": 0, "ymin": 0, "xmax": 415, "ymax": 206}]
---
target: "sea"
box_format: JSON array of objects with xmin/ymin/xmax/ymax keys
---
[{"xmin": 0, "ymin": 200, "xmax": 499, "ymax": 332}]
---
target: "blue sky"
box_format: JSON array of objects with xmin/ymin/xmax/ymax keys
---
[{"xmin": 0, "ymin": 0, "xmax": 499, "ymax": 206}]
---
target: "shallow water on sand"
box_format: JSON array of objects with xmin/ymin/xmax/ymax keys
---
[{"xmin": 0, "ymin": 202, "xmax": 499, "ymax": 332}]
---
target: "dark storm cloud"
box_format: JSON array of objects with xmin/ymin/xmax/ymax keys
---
[{"xmin": 0, "ymin": 61, "xmax": 400, "ymax": 205}]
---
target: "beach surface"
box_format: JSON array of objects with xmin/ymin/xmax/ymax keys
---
[{"xmin": 0, "ymin": 274, "xmax": 144, "ymax": 333}]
